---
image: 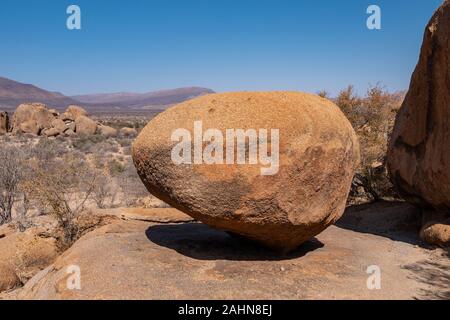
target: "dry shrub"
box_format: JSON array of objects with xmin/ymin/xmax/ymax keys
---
[
  {"xmin": 92, "ymin": 171, "xmax": 118, "ymax": 209},
  {"xmin": 22, "ymin": 154, "xmax": 99, "ymax": 248},
  {"xmin": 117, "ymin": 162, "xmax": 150, "ymax": 206},
  {"xmin": 335, "ymin": 84, "xmax": 404, "ymax": 203}
]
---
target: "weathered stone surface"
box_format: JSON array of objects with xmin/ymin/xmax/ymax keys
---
[
  {"xmin": 8, "ymin": 205, "xmax": 449, "ymax": 300},
  {"xmin": 59, "ymin": 112, "xmax": 73, "ymax": 121},
  {"xmin": 65, "ymin": 105, "xmax": 88, "ymax": 120},
  {"xmin": 48, "ymin": 109, "xmax": 59, "ymax": 117},
  {"xmin": 421, "ymin": 221, "xmax": 450, "ymax": 247},
  {"xmin": 0, "ymin": 264, "xmax": 21, "ymax": 293},
  {"xmin": 98, "ymin": 124, "xmax": 118, "ymax": 137},
  {"xmin": 75, "ymin": 116, "xmax": 97, "ymax": 135},
  {"xmin": 64, "ymin": 129, "xmax": 76, "ymax": 136},
  {"xmin": 11, "ymin": 103, "xmax": 55, "ymax": 135},
  {"xmin": 66, "ymin": 122, "xmax": 76, "ymax": 132},
  {"xmin": 388, "ymin": 1, "xmax": 450, "ymax": 212},
  {"xmin": 133, "ymin": 92, "xmax": 360, "ymax": 251},
  {"xmin": 120, "ymin": 127, "xmax": 137, "ymax": 137},
  {"xmin": 51, "ymin": 118, "xmax": 66, "ymax": 134},
  {"xmin": 42, "ymin": 127, "xmax": 60, "ymax": 137},
  {"xmin": 420, "ymin": 210, "xmax": 450, "ymax": 247},
  {"xmin": 0, "ymin": 111, "xmax": 9, "ymax": 134},
  {"xmin": 94, "ymin": 207, "xmax": 194, "ymax": 223},
  {"xmin": 0, "ymin": 227, "xmax": 59, "ymax": 293},
  {"xmin": 18, "ymin": 120, "xmax": 39, "ymax": 135}
]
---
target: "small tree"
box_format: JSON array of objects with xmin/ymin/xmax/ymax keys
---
[
  {"xmin": 92, "ymin": 171, "xmax": 118, "ymax": 209},
  {"xmin": 24, "ymin": 154, "xmax": 99, "ymax": 248},
  {"xmin": 336, "ymin": 83, "xmax": 403, "ymax": 203},
  {"xmin": 0, "ymin": 147, "xmax": 25, "ymax": 225},
  {"xmin": 336, "ymin": 85, "xmax": 362, "ymax": 124}
]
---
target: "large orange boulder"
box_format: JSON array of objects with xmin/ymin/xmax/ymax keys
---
[{"xmin": 133, "ymin": 92, "xmax": 359, "ymax": 251}]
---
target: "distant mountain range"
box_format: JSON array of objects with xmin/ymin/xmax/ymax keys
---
[
  {"xmin": 0, "ymin": 76, "xmax": 214, "ymax": 113},
  {"xmin": 0, "ymin": 77, "xmax": 79, "ymax": 110},
  {"xmin": 72, "ymin": 87, "xmax": 215, "ymax": 110}
]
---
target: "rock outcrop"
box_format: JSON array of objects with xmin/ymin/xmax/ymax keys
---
[
  {"xmin": 133, "ymin": 92, "xmax": 360, "ymax": 251},
  {"xmin": 5, "ymin": 103, "xmax": 114, "ymax": 138},
  {"xmin": 387, "ymin": 1, "xmax": 450, "ymax": 245},
  {"xmin": 0, "ymin": 227, "xmax": 59, "ymax": 292},
  {"xmin": 75, "ymin": 115, "xmax": 97, "ymax": 136},
  {"xmin": 11, "ymin": 103, "xmax": 54, "ymax": 135}
]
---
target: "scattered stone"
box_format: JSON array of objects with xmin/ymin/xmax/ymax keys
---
[
  {"xmin": 120, "ymin": 127, "xmax": 137, "ymax": 137},
  {"xmin": 420, "ymin": 211, "xmax": 450, "ymax": 247},
  {"xmin": 51, "ymin": 118, "xmax": 66, "ymax": 134},
  {"xmin": 98, "ymin": 124, "xmax": 118, "ymax": 137},
  {"xmin": 42, "ymin": 127, "xmax": 60, "ymax": 137},
  {"xmin": 75, "ymin": 116, "xmax": 97, "ymax": 136},
  {"xmin": 64, "ymin": 129, "xmax": 76, "ymax": 137},
  {"xmin": 133, "ymin": 92, "xmax": 360, "ymax": 251}
]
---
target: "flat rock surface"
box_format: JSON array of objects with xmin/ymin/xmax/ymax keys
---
[
  {"xmin": 5, "ymin": 202, "xmax": 449, "ymax": 300},
  {"xmin": 94, "ymin": 207, "xmax": 195, "ymax": 223}
]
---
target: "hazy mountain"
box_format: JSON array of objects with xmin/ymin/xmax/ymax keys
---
[
  {"xmin": 0, "ymin": 77, "xmax": 80, "ymax": 110},
  {"xmin": 0, "ymin": 76, "xmax": 215, "ymax": 113},
  {"xmin": 72, "ymin": 87, "xmax": 215, "ymax": 109}
]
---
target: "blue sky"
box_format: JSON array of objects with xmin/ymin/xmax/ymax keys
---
[{"xmin": 0, "ymin": 0, "xmax": 443, "ymax": 96}]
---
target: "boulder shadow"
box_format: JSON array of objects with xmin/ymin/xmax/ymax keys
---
[
  {"xmin": 145, "ymin": 223, "xmax": 324, "ymax": 261},
  {"xmin": 336, "ymin": 201, "xmax": 425, "ymax": 246}
]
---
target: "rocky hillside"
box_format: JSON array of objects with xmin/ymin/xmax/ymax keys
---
[{"xmin": 0, "ymin": 77, "xmax": 78, "ymax": 110}]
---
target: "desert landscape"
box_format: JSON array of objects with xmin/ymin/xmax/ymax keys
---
[{"xmin": 0, "ymin": 0, "xmax": 449, "ymax": 301}]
